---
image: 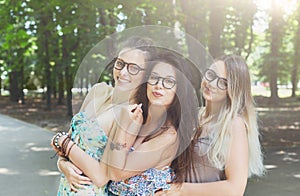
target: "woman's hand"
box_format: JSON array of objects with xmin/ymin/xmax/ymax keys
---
[
  {"xmin": 127, "ymin": 103, "xmax": 143, "ymax": 135},
  {"xmin": 58, "ymin": 159, "xmax": 92, "ymax": 192},
  {"xmin": 118, "ymin": 103, "xmax": 143, "ymax": 136}
]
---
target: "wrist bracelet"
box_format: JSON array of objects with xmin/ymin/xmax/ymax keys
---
[
  {"xmin": 53, "ymin": 131, "xmax": 68, "ymax": 149},
  {"xmin": 61, "ymin": 136, "xmax": 71, "ymax": 157},
  {"xmin": 66, "ymin": 142, "xmax": 76, "ymax": 157}
]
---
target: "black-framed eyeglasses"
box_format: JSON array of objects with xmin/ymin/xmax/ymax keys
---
[
  {"xmin": 147, "ymin": 74, "xmax": 176, "ymax": 89},
  {"xmin": 204, "ymin": 69, "xmax": 227, "ymax": 90},
  {"xmin": 113, "ymin": 57, "xmax": 145, "ymax": 75}
]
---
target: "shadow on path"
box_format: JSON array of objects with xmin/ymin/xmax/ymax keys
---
[
  {"xmin": 0, "ymin": 114, "xmax": 299, "ymax": 195},
  {"xmin": 0, "ymin": 114, "xmax": 60, "ymax": 196},
  {"xmin": 245, "ymin": 146, "xmax": 300, "ymax": 196}
]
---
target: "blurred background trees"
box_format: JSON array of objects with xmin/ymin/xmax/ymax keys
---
[{"xmin": 0, "ymin": 0, "xmax": 299, "ymax": 115}]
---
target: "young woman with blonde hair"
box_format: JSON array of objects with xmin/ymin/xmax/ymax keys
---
[{"xmin": 158, "ymin": 54, "xmax": 265, "ymax": 195}]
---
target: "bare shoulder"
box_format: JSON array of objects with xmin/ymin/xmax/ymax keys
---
[
  {"xmin": 92, "ymin": 81, "xmax": 108, "ymax": 88},
  {"xmin": 93, "ymin": 82, "xmax": 113, "ymax": 93},
  {"xmin": 231, "ymin": 116, "xmax": 247, "ymax": 134},
  {"xmin": 159, "ymin": 126, "xmax": 177, "ymax": 141}
]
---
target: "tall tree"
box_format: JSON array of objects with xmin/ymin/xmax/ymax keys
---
[
  {"xmin": 208, "ymin": 0, "xmax": 226, "ymax": 58},
  {"xmin": 1, "ymin": 1, "xmax": 32, "ymax": 103},
  {"xmin": 268, "ymin": 0, "xmax": 284, "ymax": 102},
  {"xmin": 291, "ymin": 2, "xmax": 300, "ymax": 97},
  {"xmin": 224, "ymin": 0, "xmax": 257, "ymax": 59}
]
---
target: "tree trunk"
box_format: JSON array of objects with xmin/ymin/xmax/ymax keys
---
[
  {"xmin": 79, "ymin": 75, "xmax": 83, "ymax": 96},
  {"xmin": 0, "ymin": 74, "xmax": 2, "ymax": 96},
  {"xmin": 269, "ymin": 0, "xmax": 283, "ymax": 103},
  {"xmin": 208, "ymin": 0, "xmax": 225, "ymax": 58},
  {"xmin": 291, "ymin": 4, "xmax": 300, "ymax": 97},
  {"xmin": 19, "ymin": 64, "xmax": 25, "ymax": 104},
  {"xmin": 62, "ymin": 35, "xmax": 73, "ymax": 116},
  {"xmin": 58, "ymin": 71, "xmax": 64, "ymax": 105},
  {"xmin": 65, "ymin": 65, "xmax": 73, "ymax": 117},
  {"xmin": 245, "ymin": 20, "xmax": 254, "ymax": 61},
  {"xmin": 231, "ymin": 0, "xmax": 256, "ymax": 58},
  {"xmin": 45, "ymin": 35, "xmax": 52, "ymax": 110},
  {"xmin": 41, "ymin": 15, "xmax": 52, "ymax": 110},
  {"xmin": 52, "ymin": 72, "xmax": 57, "ymax": 99},
  {"xmin": 9, "ymin": 71, "xmax": 19, "ymax": 102},
  {"xmin": 178, "ymin": 0, "xmax": 210, "ymax": 96},
  {"xmin": 99, "ymin": 8, "xmax": 107, "ymax": 36}
]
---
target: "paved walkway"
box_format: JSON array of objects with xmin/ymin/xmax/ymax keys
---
[
  {"xmin": 245, "ymin": 146, "xmax": 300, "ymax": 196},
  {"xmin": 0, "ymin": 114, "xmax": 59, "ymax": 195},
  {"xmin": 0, "ymin": 114, "xmax": 299, "ymax": 195}
]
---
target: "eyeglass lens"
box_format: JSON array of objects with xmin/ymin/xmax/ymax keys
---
[
  {"xmin": 204, "ymin": 69, "xmax": 227, "ymax": 90},
  {"xmin": 148, "ymin": 75, "xmax": 176, "ymax": 89},
  {"xmin": 114, "ymin": 58, "xmax": 144, "ymax": 75}
]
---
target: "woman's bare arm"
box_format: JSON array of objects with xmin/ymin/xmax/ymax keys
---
[
  {"xmin": 107, "ymin": 128, "xmax": 178, "ymax": 181},
  {"xmin": 156, "ymin": 117, "xmax": 249, "ymax": 196}
]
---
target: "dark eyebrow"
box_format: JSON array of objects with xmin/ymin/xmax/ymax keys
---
[
  {"xmin": 151, "ymin": 71, "xmax": 176, "ymax": 79},
  {"xmin": 117, "ymin": 57, "xmax": 140, "ymax": 65}
]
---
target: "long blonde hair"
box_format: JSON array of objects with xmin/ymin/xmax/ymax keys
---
[{"xmin": 198, "ymin": 54, "xmax": 265, "ymax": 177}]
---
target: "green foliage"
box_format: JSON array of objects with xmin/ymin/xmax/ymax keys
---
[{"xmin": 0, "ymin": 0, "xmax": 299, "ymax": 104}]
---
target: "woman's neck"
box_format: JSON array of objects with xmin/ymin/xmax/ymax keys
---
[
  {"xmin": 112, "ymin": 87, "xmax": 137, "ymax": 104},
  {"xmin": 204, "ymin": 100, "xmax": 223, "ymax": 119},
  {"xmin": 138, "ymin": 104, "xmax": 168, "ymax": 137},
  {"xmin": 146, "ymin": 104, "xmax": 168, "ymax": 125}
]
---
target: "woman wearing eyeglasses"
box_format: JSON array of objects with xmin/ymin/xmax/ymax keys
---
[
  {"xmin": 52, "ymin": 36, "xmax": 154, "ymax": 195},
  {"xmin": 105, "ymin": 50, "xmax": 198, "ymax": 195},
  {"xmin": 156, "ymin": 54, "xmax": 265, "ymax": 195},
  {"xmin": 51, "ymin": 49, "xmax": 199, "ymax": 195}
]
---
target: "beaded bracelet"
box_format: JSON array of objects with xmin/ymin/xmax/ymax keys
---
[{"xmin": 53, "ymin": 131, "xmax": 68, "ymax": 149}]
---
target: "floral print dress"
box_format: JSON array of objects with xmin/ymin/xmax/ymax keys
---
[
  {"xmin": 57, "ymin": 112, "xmax": 174, "ymax": 196},
  {"xmin": 57, "ymin": 112, "xmax": 108, "ymax": 196}
]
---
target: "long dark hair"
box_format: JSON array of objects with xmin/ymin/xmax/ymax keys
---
[{"xmin": 134, "ymin": 49, "xmax": 200, "ymax": 183}]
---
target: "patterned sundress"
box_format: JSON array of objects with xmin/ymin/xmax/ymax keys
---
[{"xmin": 57, "ymin": 111, "xmax": 175, "ymax": 196}]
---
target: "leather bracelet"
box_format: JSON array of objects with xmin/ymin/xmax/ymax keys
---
[
  {"xmin": 66, "ymin": 142, "xmax": 76, "ymax": 157},
  {"xmin": 61, "ymin": 136, "xmax": 71, "ymax": 156}
]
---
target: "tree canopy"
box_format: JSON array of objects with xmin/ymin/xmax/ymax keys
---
[{"xmin": 0, "ymin": 0, "xmax": 299, "ymax": 115}]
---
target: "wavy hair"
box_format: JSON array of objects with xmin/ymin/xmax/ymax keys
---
[
  {"xmin": 134, "ymin": 49, "xmax": 200, "ymax": 183},
  {"xmin": 194, "ymin": 54, "xmax": 265, "ymax": 177}
]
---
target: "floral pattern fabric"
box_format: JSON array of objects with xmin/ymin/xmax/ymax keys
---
[
  {"xmin": 108, "ymin": 167, "xmax": 175, "ymax": 196},
  {"xmin": 57, "ymin": 111, "xmax": 174, "ymax": 196},
  {"xmin": 57, "ymin": 112, "xmax": 108, "ymax": 196}
]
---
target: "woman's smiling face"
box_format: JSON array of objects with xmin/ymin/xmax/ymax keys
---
[{"xmin": 113, "ymin": 48, "xmax": 147, "ymax": 92}]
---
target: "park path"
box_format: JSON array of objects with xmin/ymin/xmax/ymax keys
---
[
  {"xmin": 245, "ymin": 145, "xmax": 300, "ymax": 196},
  {"xmin": 0, "ymin": 114, "xmax": 59, "ymax": 195},
  {"xmin": 0, "ymin": 113, "xmax": 299, "ymax": 196}
]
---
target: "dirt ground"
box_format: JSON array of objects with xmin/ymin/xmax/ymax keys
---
[{"xmin": 0, "ymin": 95, "xmax": 299, "ymax": 148}]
